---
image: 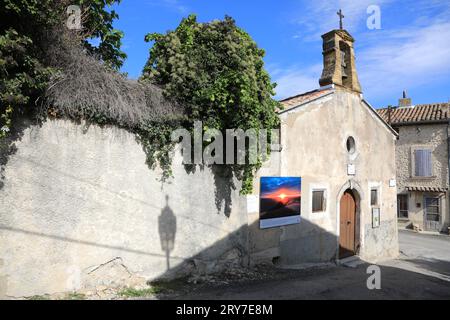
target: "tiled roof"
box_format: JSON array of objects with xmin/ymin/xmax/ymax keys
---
[
  {"xmin": 377, "ymin": 103, "xmax": 450, "ymax": 125},
  {"xmin": 279, "ymin": 88, "xmax": 333, "ymax": 111},
  {"xmin": 406, "ymin": 186, "xmax": 448, "ymax": 193}
]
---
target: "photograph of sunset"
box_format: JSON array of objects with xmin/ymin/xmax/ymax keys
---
[{"xmin": 260, "ymin": 177, "xmax": 301, "ymax": 229}]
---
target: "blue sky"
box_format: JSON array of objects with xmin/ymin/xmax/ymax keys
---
[{"xmin": 111, "ymin": 0, "xmax": 450, "ymax": 108}]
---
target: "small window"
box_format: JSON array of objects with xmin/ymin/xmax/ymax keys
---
[
  {"xmin": 346, "ymin": 136, "xmax": 356, "ymax": 154},
  {"xmin": 312, "ymin": 190, "xmax": 326, "ymax": 212},
  {"xmin": 370, "ymin": 188, "xmax": 378, "ymax": 206},
  {"xmin": 397, "ymin": 194, "xmax": 408, "ymax": 218},
  {"xmin": 414, "ymin": 149, "xmax": 432, "ymax": 177}
]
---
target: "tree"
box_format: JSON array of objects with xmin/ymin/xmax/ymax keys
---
[
  {"xmin": 142, "ymin": 14, "xmax": 280, "ymax": 194},
  {"xmin": 1, "ymin": 0, "xmax": 126, "ymax": 69},
  {"xmin": 76, "ymin": 0, "xmax": 127, "ymax": 70},
  {"xmin": 0, "ymin": 29, "xmax": 53, "ymax": 137},
  {"xmin": 0, "ymin": 0, "xmax": 126, "ymax": 136}
]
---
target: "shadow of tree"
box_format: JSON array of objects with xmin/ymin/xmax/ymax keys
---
[
  {"xmin": 0, "ymin": 115, "xmax": 38, "ymax": 191},
  {"xmin": 183, "ymin": 163, "xmax": 236, "ymax": 218},
  {"xmin": 211, "ymin": 165, "xmax": 235, "ymax": 218}
]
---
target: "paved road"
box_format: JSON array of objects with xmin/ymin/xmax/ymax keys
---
[
  {"xmin": 381, "ymin": 230, "xmax": 450, "ymax": 284},
  {"xmin": 398, "ymin": 229, "xmax": 450, "ymax": 260},
  {"xmin": 172, "ymin": 231, "xmax": 450, "ymax": 300}
]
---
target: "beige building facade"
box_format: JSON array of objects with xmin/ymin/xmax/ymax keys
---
[
  {"xmin": 249, "ymin": 85, "xmax": 399, "ymax": 266},
  {"xmin": 249, "ymin": 28, "xmax": 399, "ymax": 266},
  {"xmin": 378, "ymin": 97, "xmax": 450, "ymax": 233}
]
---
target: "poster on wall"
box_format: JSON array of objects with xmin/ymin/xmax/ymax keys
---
[
  {"xmin": 372, "ymin": 207, "xmax": 380, "ymax": 228},
  {"xmin": 260, "ymin": 177, "xmax": 301, "ymax": 229}
]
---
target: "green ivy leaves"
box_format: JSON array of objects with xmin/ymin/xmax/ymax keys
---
[{"xmin": 142, "ymin": 14, "xmax": 281, "ymax": 194}]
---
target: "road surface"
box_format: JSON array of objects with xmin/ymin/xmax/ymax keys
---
[{"xmin": 168, "ymin": 230, "xmax": 450, "ymax": 300}]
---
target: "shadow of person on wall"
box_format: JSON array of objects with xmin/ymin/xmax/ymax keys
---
[{"xmin": 158, "ymin": 195, "xmax": 177, "ymax": 270}]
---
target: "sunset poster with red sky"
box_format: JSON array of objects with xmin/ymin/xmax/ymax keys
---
[{"xmin": 259, "ymin": 177, "xmax": 301, "ymax": 229}]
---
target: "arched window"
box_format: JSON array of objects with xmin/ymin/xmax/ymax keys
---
[{"xmin": 346, "ymin": 136, "xmax": 356, "ymax": 154}]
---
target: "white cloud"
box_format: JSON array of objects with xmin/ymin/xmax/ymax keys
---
[
  {"xmin": 275, "ymin": 0, "xmax": 450, "ymax": 104},
  {"xmin": 145, "ymin": 0, "xmax": 188, "ymax": 14},
  {"xmin": 358, "ymin": 21, "xmax": 450, "ymax": 99},
  {"xmin": 271, "ymin": 64, "xmax": 322, "ymax": 99},
  {"xmin": 163, "ymin": 0, "xmax": 188, "ymax": 14},
  {"xmin": 293, "ymin": 0, "xmax": 393, "ymax": 41}
]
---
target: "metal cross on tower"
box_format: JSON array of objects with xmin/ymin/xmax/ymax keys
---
[{"xmin": 337, "ymin": 9, "xmax": 344, "ymax": 30}]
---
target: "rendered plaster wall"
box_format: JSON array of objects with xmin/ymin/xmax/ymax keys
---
[
  {"xmin": 248, "ymin": 89, "xmax": 399, "ymax": 265},
  {"xmin": 0, "ymin": 89, "xmax": 401, "ymax": 297},
  {"xmin": 0, "ymin": 119, "xmax": 248, "ymax": 298}
]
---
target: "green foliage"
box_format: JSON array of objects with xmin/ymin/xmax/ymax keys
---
[
  {"xmin": 1, "ymin": 7, "xmax": 279, "ymax": 195},
  {"xmin": 65, "ymin": 292, "xmax": 86, "ymax": 300},
  {"xmin": 0, "ymin": 0, "xmax": 125, "ymax": 137},
  {"xmin": 0, "ymin": 29, "xmax": 54, "ymax": 135},
  {"xmin": 27, "ymin": 294, "xmax": 51, "ymax": 300},
  {"xmin": 118, "ymin": 286, "xmax": 162, "ymax": 298},
  {"xmin": 77, "ymin": 0, "xmax": 127, "ymax": 69},
  {"xmin": 1, "ymin": 0, "xmax": 126, "ymax": 69},
  {"xmin": 142, "ymin": 15, "xmax": 281, "ymax": 194},
  {"xmin": 136, "ymin": 120, "xmax": 180, "ymax": 181},
  {"xmin": 0, "ymin": 1, "xmax": 60, "ymax": 130}
]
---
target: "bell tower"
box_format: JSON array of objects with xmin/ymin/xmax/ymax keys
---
[{"xmin": 319, "ymin": 10, "xmax": 362, "ymax": 93}]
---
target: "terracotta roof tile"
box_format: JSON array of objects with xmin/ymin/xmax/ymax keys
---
[
  {"xmin": 279, "ymin": 88, "xmax": 333, "ymax": 111},
  {"xmin": 377, "ymin": 103, "xmax": 449, "ymax": 124},
  {"xmin": 406, "ymin": 186, "xmax": 448, "ymax": 192}
]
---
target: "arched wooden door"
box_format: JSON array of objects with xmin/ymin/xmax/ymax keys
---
[{"xmin": 339, "ymin": 190, "xmax": 356, "ymax": 259}]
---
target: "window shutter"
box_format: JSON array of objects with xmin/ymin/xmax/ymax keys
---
[
  {"xmin": 415, "ymin": 149, "xmax": 432, "ymax": 177},
  {"xmin": 424, "ymin": 150, "xmax": 432, "ymax": 176},
  {"xmin": 415, "ymin": 150, "xmax": 422, "ymax": 176}
]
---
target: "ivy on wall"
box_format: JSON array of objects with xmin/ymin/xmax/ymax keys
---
[
  {"xmin": 1, "ymin": 4, "xmax": 280, "ymax": 195},
  {"xmin": 142, "ymin": 15, "xmax": 281, "ymax": 194}
]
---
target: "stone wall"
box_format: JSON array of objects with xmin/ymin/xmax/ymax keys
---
[
  {"xmin": 0, "ymin": 119, "xmax": 248, "ymax": 298},
  {"xmin": 396, "ymin": 124, "xmax": 449, "ymax": 192},
  {"xmin": 395, "ymin": 124, "xmax": 450, "ymax": 231}
]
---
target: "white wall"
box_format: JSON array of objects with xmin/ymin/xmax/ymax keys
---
[
  {"xmin": 0, "ymin": 119, "xmax": 247, "ymax": 298},
  {"xmin": 249, "ymin": 89, "xmax": 399, "ymax": 264}
]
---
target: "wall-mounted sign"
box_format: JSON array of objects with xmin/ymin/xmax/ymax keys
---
[
  {"xmin": 347, "ymin": 164, "xmax": 356, "ymax": 176},
  {"xmin": 389, "ymin": 179, "xmax": 396, "ymax": 187},
  {"xmin": 260, "ymin": 177, "xmax": 301, "ymax": 229},
  {"xmin": 246, "ymin": 195, "xmax": 259, "ymax": 213},
  {"xmin": 372, "ymin": 207, "xmax": 380, "ymax": 228}
]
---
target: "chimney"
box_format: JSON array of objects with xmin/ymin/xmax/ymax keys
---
[
  {"xmin": 319, "ymin": 29, "xmax": 362, "ymax": 93},
  {"xmin": 398, "ymin": 90, "xmax": 412, "ymax": 107},
  {"xmin": 387, "ymin": 105, "xmax": 392, "ymax": 124}
]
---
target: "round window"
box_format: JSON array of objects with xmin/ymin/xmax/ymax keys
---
[{"xmin": 346, "ymin": 136, "xmax": 356, "ymax": 154}]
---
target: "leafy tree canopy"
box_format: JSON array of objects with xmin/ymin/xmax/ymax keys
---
[
  {"xmin": 142, "ymin": 14, "xmax": 281, "ymax": 193},
  {"xmin": 0, "ymin": 0, "xmax": 125, "ymax": 136}
]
